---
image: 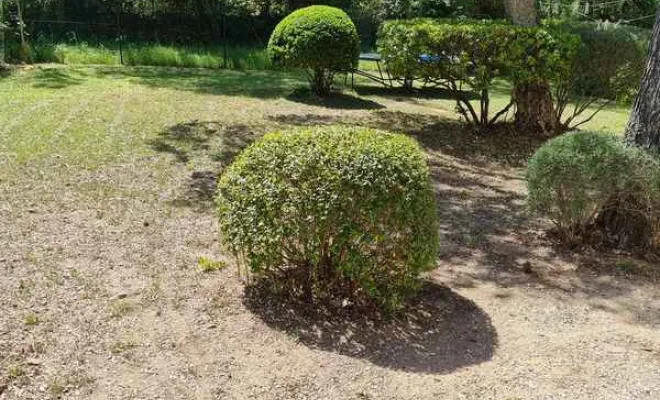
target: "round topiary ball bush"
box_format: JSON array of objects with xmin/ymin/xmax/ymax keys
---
[
  {"xmin": 527, "ymin": 131, "xmax": 660, "ymax": 248},
  {"xmin": 216, "ymin": 126, "xmax": 439, "ymax": 311},
  {"xmin": 267, "ymin": 5, "xmax": 360, "ymax": 96}
]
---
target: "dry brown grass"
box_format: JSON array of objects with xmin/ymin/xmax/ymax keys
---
[{"xmin": 0, "ymin": 65, "xmax": 658, "ymax": 400}]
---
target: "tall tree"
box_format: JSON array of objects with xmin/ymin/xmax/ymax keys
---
[
  {"xmin": 503, "ymin": 0, "xmax": 536, "ymax": 26},
  {"xmin": 625, "ymin": 8, "xmax": 660, "ymax": 150},
  {"xmin": 505, "ymin": 0, "xmax": 558, "ymax": 133}
]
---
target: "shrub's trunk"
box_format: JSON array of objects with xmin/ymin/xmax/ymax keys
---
[
  {"xmin": 513, "ymin": 81, "xmax": 558, "ymax": 134},
  {"xmin": 625, "ymin": 8, "xmax": 660, "ymax": 150},
  {"xmin": 311, "ymin": 68, "xmax": 333, "ymax": 97}
]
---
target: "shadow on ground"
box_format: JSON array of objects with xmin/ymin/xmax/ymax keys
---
[
  {"xmin": 244, "ymin": 281, "xmax": 497, "ymax": 374},
  {"xmin": 266, "ymin": 110, "xmax": 660, "ymax": 327},
  {"xmin": 158, "ymin": 110, "xmax": 658, "ymax": 328},
  {"xmin": 95, "ymin": 66, "xmax": 304, "ymax": 98},
  {"xmin": 150, "ymin": 120, "xmax": 263, "ymax": 164},
  {"xmin": 353, "ymin": 85, "xmax": 479, "ymax": 103},
  {"xmin": 32, "ymin": 67, "xmax": 86, "ymax": 89},
  {"xmin": 269, "ymin": 110, "xmax": 549, "ymax": 167},
  {"xmin": 152, "ymin": 120, "xmax": 266, "ymax": 210},
  {"xmin": 286, "ymin": 89, "xmax": 385, "ymax": 110}
]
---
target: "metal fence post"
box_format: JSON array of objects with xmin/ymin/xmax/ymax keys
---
[
  {"xmin": 0, "ymin": 0, "xmax": 4, "ymax": 65},
  {"xmin": 116, "ymin": 10, "xmax": 123, "ymax": 65}
]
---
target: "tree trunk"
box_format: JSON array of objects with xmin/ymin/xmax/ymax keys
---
[
  {"xmin": 513, "ymin": 81, "xmax": 558, "ymax": 134},
  {"xmin": 504, "ymin": 0, "xmax": 557, "ymax": 134},
  {"xmin": 503, "ymin": 0, "xmax": 538, "ymax": 26},
  {"xmin": 625, "ymin": 8, "xmax": 660, "ymax": 150},
  {"xmin": 310, "ymin": 68, "xmax": 333, "ymax": 97}
]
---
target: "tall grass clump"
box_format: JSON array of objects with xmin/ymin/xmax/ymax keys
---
[
  {"xmin": 7, "ymin": 39, "xmax": 272, "ymax": 70},
  {"xmin": 53, "ymin": 43, "xmax": 119, "ymax": 65},
  {"xmin": 123, "ymin": 44, "xmax": 272, "ymax": 69}
]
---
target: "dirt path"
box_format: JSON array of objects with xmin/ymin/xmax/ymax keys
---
[{"xmin": 1, "ymin": 71, "xmax": 659, "ymax": 399}]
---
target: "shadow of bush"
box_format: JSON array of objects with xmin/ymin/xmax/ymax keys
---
[
  {"xmin": 244, "ymin": 280, "xmax": 497, "ymax": 374},
  {"xmin": 32, "ymin": 67, "xmax": 86, "ymax": 89},
  {"xmin": 286, "ymin": 89, "xmax": 385, "ymax": 110},
  {"xmin": 94, "ymin": 67, "xmax": 304, "ymax": 98}
]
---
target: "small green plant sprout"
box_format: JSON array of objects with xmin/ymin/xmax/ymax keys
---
[
  {"xmin": 7, "ymin": 364, "xmax": 24, "ymax": 379},
  {"xmin": 24, "ymin": 312, "xmax": 40, "ymax": 326},
  {"xmin": 108, "ymin": 300, "xmax": 135, "ymax": 318},
  {"xmin": 109, "ymin": 340, "xmax": 138, "ymax": 355},
  {"xmin": 197, "ymin": 257, "xmax": 227, "ymax": 273}
]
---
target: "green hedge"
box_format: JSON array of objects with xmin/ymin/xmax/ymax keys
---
[
  {"xmin": 377, "ymin": 19, "xmax": 578, "ymax": 126},
  {"xmin": 378, "ymin": 18, "xmax": 577, "ymax": 85},
  {"xmin": 216, "ymin": 126, "xmax": 439, "ymax": 311},
  {"xmin": 527, "ymin": 132, "xmax": 660, "ymax": 248}
]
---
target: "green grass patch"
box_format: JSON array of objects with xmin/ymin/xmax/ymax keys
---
[
  {"xmin": 0, "ymin": 65, "xmax": 631, "ymax": 186},
  {"xmin": 25, "ymin": 40, "xmax": 272, "ymax": 70},
  {"xmin": 198, "ymin": 257, "xmax": 228, "ymax": 273}
]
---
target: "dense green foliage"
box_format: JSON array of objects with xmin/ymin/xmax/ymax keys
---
[
  {"xmin": 546, "ymin": 20, "xmax": 650, "ymax": 104},
  {"xmin": 216, "ymin": 126, "xmax": 439, "ymax": 311},
  {"xmin": 527, "ymin": 132, "xmax": 660, "ymax": 248},
  {"xmin": 268, "ymin": 5, "xmax": 359, "ymax": 95},
  {"xmin": 378, "ymin": 18, "xmax": 578, "ymax": 86},
  {"xmin": 4, "ymin": 0, "xmax": 656, "ymax": 57},
  {"xmin": 539, "ymin": 0, "xmax": 659, "ymax": 30},
  {"xmin": 377, "ymin": 19, "xmax": 578, "ymax": 126}
]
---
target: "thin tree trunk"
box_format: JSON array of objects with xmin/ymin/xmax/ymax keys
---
[
  {"xmin": 0, "ymin": 0, "xmax": 5, "ymax": 65},
  {"xmin": 15, "ymin": 0, "xmax": 31, "ymax": 63},
  {"xmin": 15, "ymin": 0, "xmax": 24, "ymax": 45},
  {"xmin": 625, "ymin": 8, "xmax": 660, "ymax": 150}
]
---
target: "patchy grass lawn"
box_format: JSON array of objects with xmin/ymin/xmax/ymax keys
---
[{"xmin": 1, "ymin": 65, "xmax": 658, "ymax": 400}]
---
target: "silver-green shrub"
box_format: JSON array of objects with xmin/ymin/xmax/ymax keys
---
[{"xmin": 527, "ymin": 131, "xmax": 660, "ymax": 248}]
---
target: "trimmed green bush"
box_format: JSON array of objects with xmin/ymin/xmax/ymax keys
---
[
  {"xmin": 216, "ymin": 126, "xmax": 439, "ymax": 311},
  {"xmin": 268, "ymin": 5, "xmax": 360, "ymax": 96},
  {"xmin": 527, "ymin": 132, "xmax": 660, "ymax": 248},
  {"xmin": 377, "ymin": 19, "xmax": 578, "ymax": 126}
]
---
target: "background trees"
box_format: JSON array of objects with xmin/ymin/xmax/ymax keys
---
[{"xmin": 5, "ymin": 0, "xmax": 656, "ymax": 48}]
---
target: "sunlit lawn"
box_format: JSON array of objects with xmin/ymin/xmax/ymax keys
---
[{"xmin": 0, "ymin": 65, "xmax": 630, "ymax": 176}]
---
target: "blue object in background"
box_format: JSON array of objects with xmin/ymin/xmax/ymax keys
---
[{"xmin": 419, "ymin": 54, "xmax": 441, "ymax": 63}]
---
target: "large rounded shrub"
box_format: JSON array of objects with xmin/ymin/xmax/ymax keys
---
[
  {"xmin": 216, "ymin": 126, "xmax": 439, "ymax": 311},
  {"xmin": 527, "ymin": 131, "xmax": 660, "ymax": 248},
  {"xmin": 268, "ymin": 5, "xmax": 360, "ymax": 96}
]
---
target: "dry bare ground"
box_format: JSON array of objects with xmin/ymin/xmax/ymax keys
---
[{"xmin": 1, "ymin": 66, "xmax": 659, "ymax": 400}]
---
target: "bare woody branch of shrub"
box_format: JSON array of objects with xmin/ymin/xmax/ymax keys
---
[{"xmin": 554, "ymin": 75, "xmax": 612, "ymax": 132}]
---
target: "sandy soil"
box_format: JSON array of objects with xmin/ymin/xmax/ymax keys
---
[{"xmin": 1, "ymin": 78, "xmax": 659, "ymax": 400}]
